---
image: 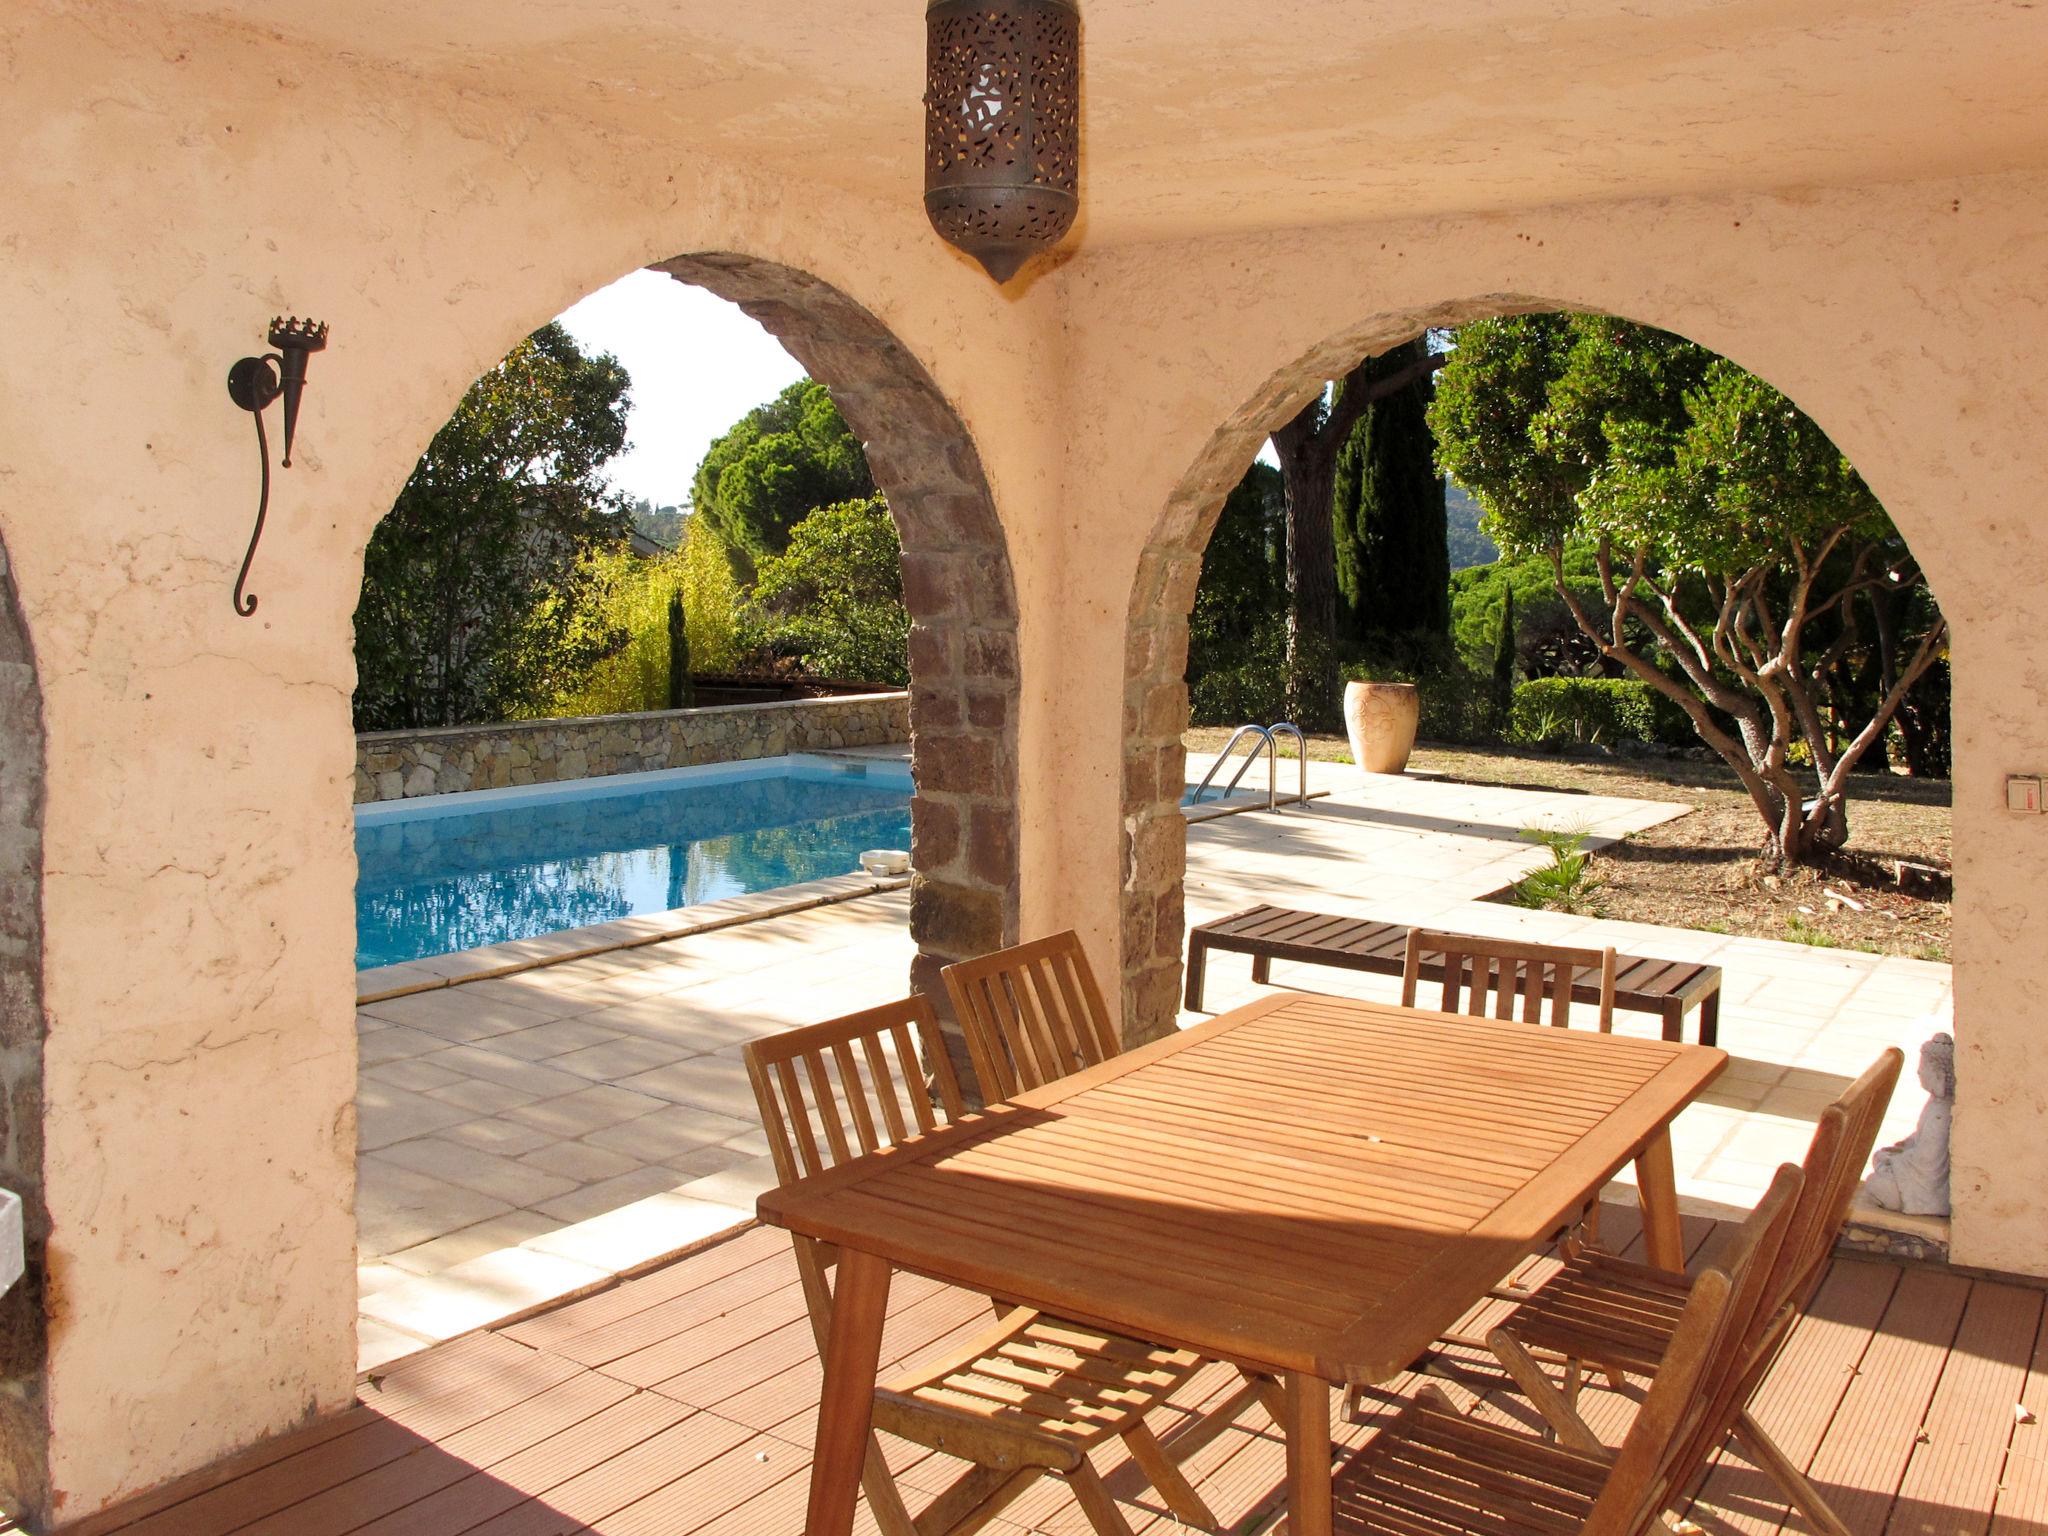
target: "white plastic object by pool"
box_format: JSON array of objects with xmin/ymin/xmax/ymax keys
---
[
  {"xmin": 0, "ymin": 1188, "xmax": 22, "ymax": 1294},
  {"xmin": 860, "ymin": 848, "xmax": 911, "ymax": 876}
]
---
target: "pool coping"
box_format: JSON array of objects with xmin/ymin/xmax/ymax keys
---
[
  {"xmin": 355, "ymin": 783, "xmax": 1325, "ymax": 1004},
  {"xmin": 356, "ymin": 869, "xmax": 913, "ymax": 1005}
]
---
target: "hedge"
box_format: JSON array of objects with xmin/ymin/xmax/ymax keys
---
[{"xmin": 1508, "ymin": 677, "xmax": 1691, "ymax": 748}]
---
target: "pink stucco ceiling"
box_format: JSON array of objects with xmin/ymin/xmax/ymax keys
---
[{"xmin": 146, "ymin": 0, "xmax": 2048, "ymax": 240}]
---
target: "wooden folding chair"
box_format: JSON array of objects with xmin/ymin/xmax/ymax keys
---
[
  {"xmin": 939, "ymin": 930, "xmax": 1120, "ymax": 1102},
  {"xmin": 1394, "ymin": 927, "xmax": 1620, "ymax": 1276},
  {"xmin": 940, "ymin": 931, "xmax": 1292, "ymax": 1452},
  {"xmin": 1329, "ymin": 1162, "xmax": 1807, "ymax": 1536},
  {"xmin": 743, "ymin": 996, "xmax": 1223, "ymax": 1536},
  {"xmin": 1402, "ymin": 927, "xmax": 1619, "ymax": 1029},
  {"xmin": 1479, "ymin": 1048, "xmax": 1903, "ymax": 1536}
]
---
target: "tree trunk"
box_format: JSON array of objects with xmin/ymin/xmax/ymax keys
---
[{"xmin": 1276, "ymin": 434, "xmax": 1340, "ymax": 728}]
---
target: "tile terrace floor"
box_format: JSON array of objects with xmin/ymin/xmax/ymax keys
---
[
  {"xmin": 355, "ymin": 754, "xmax": 1950, "ymax": 1363},
  {"xmin": 88, "ymin": 1200, "xmax": 2048, "ymax": 1536}
]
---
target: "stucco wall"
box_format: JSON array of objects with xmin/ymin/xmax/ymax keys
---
[
  {"xmin": 1041, "ymin": 172, "xmax": 2048, "ymax": 1283},
  {"xmin": 5, "ymin": 2, "xmax": 2048, "ymax": 1523},
  {"xmin": 0, "ymin": 10, "xmax": 1065, "ymax": 1522},
  {"xmin": 354, "ymin": 694, "xmax": 910, "ymax": 802}
]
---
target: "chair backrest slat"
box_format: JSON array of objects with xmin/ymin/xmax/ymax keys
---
[
  {"xmin": 861, "ymin": 1031, "xmax": 909, "ymax": 1144},
  {"xmin": 745, "ymin": 998, "xmax": 967, "ymax": 1360},
  {"xmin": 1402, "ymin": 928, "xmax": 1617, "ymax": 1031},
  {"xmin": 1584, "ymin": 1162, "xmax": 1805, "ymax": 1536},
  {"xmin": 943, "ymin": 931, "xmax": 1119, "ymax": 1096},
  {"xmin": 745, "ymin": 996, "xmax": 966, "ymax": 1189},
  {"xmin": 832, "ymin": 1039, "xmax": 881, "ymax": 1156},
  {"xmin": 803, "ymin": 1050, "xmax": 853, "ymax": 1165}
]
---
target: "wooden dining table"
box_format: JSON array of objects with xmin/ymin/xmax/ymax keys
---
[{"xmin": 757, "ymin": 990, "xmax": 1728, "ymax": 1536}]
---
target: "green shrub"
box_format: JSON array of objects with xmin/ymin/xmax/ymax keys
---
[
  {"xmin": 1191, "ymin": 620, "xmax": 1290, "ymax": 726},
  {"xmin": 1508, "ymin": 677, "xmax": 1689, "ymax": 748},
  {"xmin": 1509, "ymin": 825, "xmax": 1606, "ymax": 915}
]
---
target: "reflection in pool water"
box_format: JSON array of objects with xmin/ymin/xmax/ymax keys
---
[{"xmin": 355, "ymin": 757, "xmax": 912, "ymax": 970}]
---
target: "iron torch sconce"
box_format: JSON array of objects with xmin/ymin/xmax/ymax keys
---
[{"xmin": 226, "ymin": 316, "xmax": 329, "ymax": 616}]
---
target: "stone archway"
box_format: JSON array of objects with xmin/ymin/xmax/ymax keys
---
[
  {"xmin": 618, "ymin": 255, "xmax": 1025, "ymax": 1038},
  {"xmin": 1115, "ymin": 294, "xmax": 1942, "ymax": 1042},
  {"xmin": 0, "ymin": 540, "xmax": 46, "ymax": 1521},
  {"xmin": 1118, "ymin": 299, "xmax": 1531, "ymax": 1039}
]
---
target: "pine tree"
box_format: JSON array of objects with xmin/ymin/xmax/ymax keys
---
[{"xmin": 1331, "ymin": 338, "xmax": 1450, "ymax": 644}]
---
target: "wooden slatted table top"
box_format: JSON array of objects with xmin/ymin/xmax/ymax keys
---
[{"xmin": 758, "ymin": 992, "xmax": 1726, "ymax": 1384}]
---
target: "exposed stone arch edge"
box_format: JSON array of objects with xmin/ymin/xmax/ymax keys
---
[
  {"xmin": 1117, "ymin": 296, "xmax": 1549, "ymax": 1042},
  {"xmin": 652, "ymin": 254, "xmax": 1022, "ymax": 1040},
  {"xmin": 0, "ymin": 539, "xmax": 48, "ymax": 1523}
]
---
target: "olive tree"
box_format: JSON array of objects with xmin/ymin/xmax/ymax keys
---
[{"xmin": 1431, "ymin": 314, "xmax": 1945, "ymax": 867}]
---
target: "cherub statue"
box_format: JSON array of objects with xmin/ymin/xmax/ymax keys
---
[{"xmin": 1863, "ymin": 1031, "xmax": 1954, "ymax": 1217}]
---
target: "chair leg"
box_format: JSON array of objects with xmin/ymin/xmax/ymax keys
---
[
  {"xmin": 1252, "ymin": 954, "xmax": 1272, "ymax": 985},
  {"xmin": 912, "ymin": 1466, "xmax": 1041, "ymax": 1536},
  {"xmin": 1486, "ymin": 1327, "xmax": 1604, "ymax": 1454},
  {"xmin": 1733, "ymin": 1409, "xmax": 1856, "ymax": 1536},
  {"xmin": 862, "ymin": 1438, "xmax": 921, "ymax": 1536},
  {"xmin": 1123, "ymin": 1421, "xmax": 1220, "ymax": 1530},
  {"xmin": 1066, "ymin": 1461, "xmax": 1139, "ymax": 1536}
]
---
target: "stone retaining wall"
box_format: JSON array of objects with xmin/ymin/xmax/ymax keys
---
[{"xmin": 354, "ymin": 692, "xmax": 910, "ymax": 802}]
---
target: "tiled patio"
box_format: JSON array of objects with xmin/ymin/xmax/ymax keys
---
[
  {"xmin": 84, "ymin": 1201, "xmax": 2045, "ymax": 1536},
  {"xmin": 353, "ymin": 753, "xmax": 1948, "ymax": 1370}
]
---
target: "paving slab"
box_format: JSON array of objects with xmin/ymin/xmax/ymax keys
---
[{"xmin": 353, "ymin": 754, "xmax": 1952, "ymax": 1365}]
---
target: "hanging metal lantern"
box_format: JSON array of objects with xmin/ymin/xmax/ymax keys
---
[{"xmin": 923, "ymin": 0, "xmax": 1079, "ymax": 284}]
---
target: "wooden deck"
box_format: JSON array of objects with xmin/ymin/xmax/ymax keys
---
[{"xmin": 72, "ymin": 1209, "xmax": 2048, "ymax": 1536}]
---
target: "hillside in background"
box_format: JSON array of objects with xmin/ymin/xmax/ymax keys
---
[
  {"xmin": 629, "ymin": 498, "xmax": 688, "ymax": 549},
  {"xmin": 1445, "ymin": 479, "xmax": 1497, "ymax": 569}
]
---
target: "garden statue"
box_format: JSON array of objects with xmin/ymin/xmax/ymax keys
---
[{"xmin": 1863, "ymin": 1031, "xmax": 1954, "ymax": 1217}]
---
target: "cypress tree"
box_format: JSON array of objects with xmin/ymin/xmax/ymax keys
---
[
  {"xmin": 1491, "ymin": 586, "xmax": 1516, "ymax": 730},
  {"xmin": 666, "ymin": 590, "xmax": 693, "ymax": 710},
  {"xmin": 1331, "ymin": 338, "xmax": 1450, "ymax": 643}
]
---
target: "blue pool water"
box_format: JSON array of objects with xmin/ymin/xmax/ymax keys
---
[{"xmin": 355, "ymin": 756, "xmax": 913, "ymax": 969}]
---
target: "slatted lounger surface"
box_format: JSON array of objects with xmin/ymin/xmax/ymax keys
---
[{"xmin": 1186, "ymin": 903, "xmax": 1723, "ymax": 1045}]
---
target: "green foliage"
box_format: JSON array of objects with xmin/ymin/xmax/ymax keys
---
[
  {"xmin": 353, "ymin": 323, "xmax": 632, "ymax": 730},
  {"xmin": 1430, "ymin": 312, "xmax": 1946, "ymax": 864},
  {"xmin": 533, "ymin": 514, "xmax": 743, "ymax": 718},
  {"xmin": 1332, "ymin": 340, "xmax": 1450, "ymax": 642},
  {"xmin": 1448, "ymin": 548, "xmax": 1610, "ymax": 677},
  {"xmin": 665, "ymin": 591, "xmax": 692, "ymax": 710},
  {"xmin": 1191, "ymin": 619, "xmax": 1290, "ymax": 726},
  {"xmin": 1189, "ymin": 463, "xmax": 1286, "ymax": 684},
  {"xmin": 1490, "ymin": 586, "xmax": 1517, "ymax": 729},
  {"xmin": 690, "ymin": 379, "xmax": 874, "ymax": 579},
  {"xmin": 745, "ymin": 495, "xmax": 909, "ymax": 684},
  {"xmin": 1508, "ymin": 677, "xmax": 1689, "ymax": 748},
  {"xmin": 1510, "ymin": 825, "xmax": 1606, "ymax": 915}
]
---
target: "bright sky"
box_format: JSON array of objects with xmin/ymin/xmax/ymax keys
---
[{"xmin": 556, "ymin": 270, "xmax": 806, "ymax": 509}]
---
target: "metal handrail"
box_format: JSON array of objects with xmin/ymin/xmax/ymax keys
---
[
  {"xmin": 1188, "ymin": 721, "xmax": 1314, "ymax": 811},
  {"xmin": 1269, "ymin": 721, "xmax": 1309, "ymax": 807},
  {"xmin": 1189, "ymin": 723, "xmax": 1274, "ymax": 809}
]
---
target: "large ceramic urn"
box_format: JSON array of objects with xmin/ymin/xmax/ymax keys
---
[{"xmin": 1343, "ymin": 681, "xmax": 1420, "ymax": 774}]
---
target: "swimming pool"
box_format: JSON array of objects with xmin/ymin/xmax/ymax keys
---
[{"xmin": 355, "ymin": 755, "xmax": 913, "ymax": 969}]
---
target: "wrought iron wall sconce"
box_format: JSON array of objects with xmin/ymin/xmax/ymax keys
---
[{"xmin": 226, "ymin": 316, "xmax": 328, "ymax": 616}]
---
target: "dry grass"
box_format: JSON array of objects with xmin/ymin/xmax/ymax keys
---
[{"xmin": 1186, "ymin": 727, "xmax": 1953, "ymax": 961}]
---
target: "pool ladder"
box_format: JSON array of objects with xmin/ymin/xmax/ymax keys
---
[{"xmin": 1188, "ymin": 721, "xmax": 1309, "ymax": 811}]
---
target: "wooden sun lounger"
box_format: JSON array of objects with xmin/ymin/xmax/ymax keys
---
[{"xmin": 1185, "ymin": 903, "xmax": 1723, "ymax": 1045}]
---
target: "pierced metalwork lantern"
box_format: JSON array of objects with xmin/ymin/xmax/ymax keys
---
[{"xmin": 923, "ymin": 0, "xmax": 1079, "ymax": 284}]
